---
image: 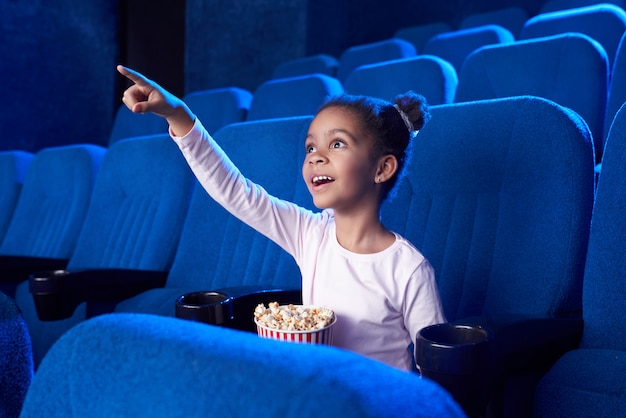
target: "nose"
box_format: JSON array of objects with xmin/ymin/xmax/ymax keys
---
[{"xmin": 307, "ymin": 151, "xmax": 327, "ymax": 165}]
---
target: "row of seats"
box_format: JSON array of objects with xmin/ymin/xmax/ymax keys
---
[
  {"xmin": 2, "ymin": 93, "xmax": 624, "ymax": 417},
  {"xmin": 394, "ymin": 0, "xmax": 626, "ymax": 47},
  {"xmin": 108, "ymin": 3, "xmax": 626, "ymax": 169}
]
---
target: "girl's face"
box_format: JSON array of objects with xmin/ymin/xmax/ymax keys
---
[{"xmin": 302, "ymin": 107, "xmax": 380, "ymax": 212}]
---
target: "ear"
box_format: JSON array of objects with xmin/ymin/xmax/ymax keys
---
[{"xmin": 375, "ymin": 154, "xmax": 398, "ymax": 183}]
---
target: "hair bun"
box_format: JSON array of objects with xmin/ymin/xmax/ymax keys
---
[{"xmin": 394, "ymin": 91, "xmax": 431, "ymax": 131}]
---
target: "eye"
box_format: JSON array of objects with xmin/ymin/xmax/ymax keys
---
[
  {"xmin": 331, "ymin": 140, "xmax": 346, "ymax": 149},
  {"xmin": 305, "ymin": 144, "xmax": 316, "ymax": 153}
]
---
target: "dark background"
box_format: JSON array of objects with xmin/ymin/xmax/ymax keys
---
[{"xmin": 0, "ymin": 0, "xmax": 548, "ymax": 152}]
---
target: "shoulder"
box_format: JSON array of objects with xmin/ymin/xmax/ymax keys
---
[
  {"xmin": 391, "ymin": 233, "xmax": 427, "ymax": 263},
  {"xmin": 389, "ymin": 233, "xmax": 435, "ymax": 277}
]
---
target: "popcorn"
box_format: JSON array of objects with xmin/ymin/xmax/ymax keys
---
[{"xmin": 254, "ymin": 302, "xmax": 335, "ymax": 331}]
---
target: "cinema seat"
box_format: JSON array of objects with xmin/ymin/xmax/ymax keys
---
[
  {"xmin": 519, "ymin": 3, "xmax": 626, "ymax": 68},
  {"xmin": 0, "ymin": 144, "xmax": 105, "ymax": 299},
  {"xmin": 532, "ymin": 101, "xmax": 626, "ymax": 418},
  {"xmin": 382, "ymin": 96, "xmax": 595, "ymax": 416},
  {"xmin": 337, "ymin": 38, "xmax": 417, "ymax": 83},
  {"xmin": 604, "ymin": 31, "xmax": 626, "ymax": 144},
  {"xmin": 183, "ymin": 87, "xmax": 252, "ymax": 134},
  {"xmin": 422, "ymin": 24, "xmax": 514, "ymax": 74},
  {"xmin": 459, "ymin": 6, "xmax": 529, "ymax": 38},
  {"xmin": 18, "ymin": 134, "xmax": 194, "ymax": 367},
  {"xmin": 20, "ymin": 313, "xmax": 466, "ymax": 418},
  {"xmin": 455, "ymin": 33, "xmax": 609, "ymax": 163},
  {"xmin": 343, "ymin": 55, "xmax": 457, "ymax": 105},
  {"xmin": 394, "ymin": 21, "xmax": 454, "ymax": 52},
  {"xmin": 540, "ymin": 0, "xmax": 626, "ymax": 13},
  {"xmin": 271, "ymin": 54, "xmax": 339, "ymax": 79},
  {"xmin": 247, "ymin": 75, "xmax": 343, "ymax": 121},
  {"xmin": 108, "ymin": 104, "xmax": 169, "ymax": 145}
]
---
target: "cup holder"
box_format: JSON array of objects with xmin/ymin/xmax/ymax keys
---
[
  {"xmin": 415, "ymin": 323, "xmax": 492, "ymax": 418},
  {"xmin": 175, "ymin": 291, "xmax": 233, "ymax": 326}
]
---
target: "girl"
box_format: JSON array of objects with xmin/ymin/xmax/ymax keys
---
[{"xmin": 118, "ymin": 65, "xmax": 446, "ymax": 371}]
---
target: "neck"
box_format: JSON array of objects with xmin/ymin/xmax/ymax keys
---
[{"xmin": 333, "ymin": 206, "xmax": 395, "ymax": 254}]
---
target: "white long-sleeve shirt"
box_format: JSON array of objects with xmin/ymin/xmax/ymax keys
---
[{"xmin": 171, "ymin": 119, "xmax": 446, "ymax": 371}]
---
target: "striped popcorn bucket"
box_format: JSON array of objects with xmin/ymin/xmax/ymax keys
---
[{"xmin": 255, "ymin": 317, "xmax": 336, "ymax": 345}]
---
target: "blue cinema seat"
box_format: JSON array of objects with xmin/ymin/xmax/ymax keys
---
[
  {"xmin": 459, "ymin": 6, "xmax": 529, "ymax": 38},
  {"xmin": 0, "ymin": 151, "xmax": 33, "ymax": 242},
  {"xmin": 111, "ymin": 116, "xmax": 315, "ymax": 329},
  {"xmin": 271, "ymin": 53, "xmax": 339, "ymax": 79},
  {"xmin": 454, "ymin": 33, "xmax": 609, "ymax": 163},
  {"xmin": 18, "ymin": 134, "xmax": 194, "ymax": 367},
  {"xmin": 343, "ymin": 55, "xmax": 457, "ymax": 105},
  {"xmin": 422, "ymin": 24, "xmax": 514, "ymax": 75},
  {"xmin": 382, "ymin": 96, "xmax": 595, "ymax": 417},
  {"xmin": 604, "ymin": 30, "xmax": 626, "ymax": 150},
  {"xmin": 336, "ymin": 38, "xmax": 417, "ymax": 84},
  {"xmin": 19, "ymin": 313, "xmax": 466, "ymax": 418},
  {"xmin": 532, "ymin": 101, "xmax": 626, "ymax": 418},
  {"xmin": 0, "ymin": 290, "xmax": 32, "ymax": 418},
  {"xmin": 540, "ymin": 0, "xmax": 626, "ymax": 14},
  {"xmin": 394, "ymin": 21, "xmax": 454, "ymax": 52},
  {"xmin": 183, "ymin": 87, "xmax": 252, "ymax": 133},
  {"xmin": 519, "ymin": 3, "xmax": 626, "ymax": 69},
  {"xmin": 108, "ymin": 104, "xmax": 169, "ymax": 145},
  {"xmin": 246, "ymin": 74, "xmax": 343, "ymax": 121},
  {"xmin": 0, "ymin": 144, "xmax": 105, "ymax": 298}
]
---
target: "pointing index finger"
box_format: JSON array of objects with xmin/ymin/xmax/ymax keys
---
[{"xmin": 117, "ymin": 65, "xmax": 152, "ymax": 87}]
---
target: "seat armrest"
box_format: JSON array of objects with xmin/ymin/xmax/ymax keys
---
[
  {"xmin": 215, "ymin": 286, "xmax": 302, "ymax": 332},
  {"xmin": 415, "ymin": 315, "xmax": 583, "ymax": 418},
  {"xmin": 456, "ymin": 314, "xmax": 583, "ymax": 376},
  {"xmin": 29, "ymin": 269, "xmax": 168, "ymax": 321},
  {"xmin": 0, "ymin": 255, "xmax": 68, "ymax": 282}
]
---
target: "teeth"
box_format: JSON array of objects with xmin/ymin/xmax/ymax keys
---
[{"xmin": 313, "ymin": 175, "xmax": 334, "ymax": 184}]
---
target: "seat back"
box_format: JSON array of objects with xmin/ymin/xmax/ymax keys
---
[
  {"xmin": 459, "ymin": 6, "xmax": 530, "ymax": 37},
  {"xmin": 13, "ymin": 134, "xmax": 195, "ymax": 366},
  {"xmin": 271, "ymin": 54, "xmax": 339, "ymax": 79},
  {"xmin": 0, "ymin": 144, "xmax": 105, "ymax": 259},
  {"xmin": 337, "ymin": 38, "xmax": 417, "ymax": 83},
  {"xmin": 580, "ymin": 101, "xmax": 626, "ymax": 350},
  {"xmin": 422, "ymin": 24, "xmax": 514, "ymax": 74},
  {"xmin": 520, "ymin": 3, "xmax": 626, "ymax": 68},
  {"xmin": 166, "ymin": 116, "xmax": 314, "ymax": 291},
  {"xmin": 605, "ymin": 31, "xmax": 626, "ymax": 140},
  {"xmin": 343, "ymin": 56, "xmax": 457, "ymax": 105},
  {"xmin": 247, "ymin": 75, "xmax": 343, "ymax": 121},
  {"xmin": 0, "ymin": 151, "xmax": 33, "ymax": 241},
  {"xmin": 183, "ymin": 87, "xmax": 252, "ymax": 134},
  {"xmin": 108, "ymin": 104, "xmax": 169, "ymax": 145},
  {"xmin": 0, "ymin": 290, "xmax": 33, "ymax": 418},
  {"xmin": 382, "ymin": 96, "xmax": 595, "ymax": 321},
  {"xmin": 20, "ymin": 313, "xmax": 466, "ymax": 418},
  {"xmin": 67, "ymin": 135, "xmax": 194, "ymax": 271},
  {"xmin": 454, "ymin": 33, "xmax": 608, "ymax": 162},
  {"xmin": 540, "ymin": 0, "xmax": 626, "ymax": 13},
  {"xmin": 394, "ymin": 21, "xmax": 454, "ymax": 52}
]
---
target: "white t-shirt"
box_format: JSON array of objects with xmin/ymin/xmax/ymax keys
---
[{"xmin": 171, "ymin": 119, "xmax": 446, "ymax": 371}]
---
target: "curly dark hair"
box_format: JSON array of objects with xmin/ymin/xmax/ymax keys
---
[{"xmin": 316, "ymin": 91, "xmax": 430, "ymax": 201}]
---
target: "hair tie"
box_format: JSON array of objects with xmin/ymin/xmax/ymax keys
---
[{"xmin": 394, "ymin": 104, "xmax": 418, "ymax": 137}]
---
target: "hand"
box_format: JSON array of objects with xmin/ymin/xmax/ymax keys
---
[{"xmin": 117, "ymin": 65, "xmax": 195, "ymax": 136}]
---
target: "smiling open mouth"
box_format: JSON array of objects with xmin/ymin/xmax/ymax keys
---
[{"xmin": 312, "ymin": 175, "xmax": 335, "ymax": 186}]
